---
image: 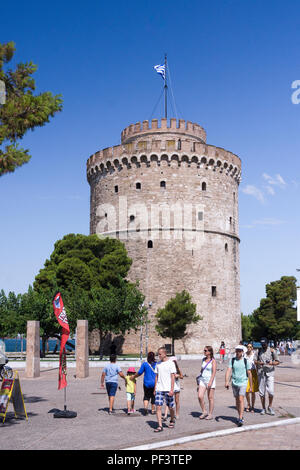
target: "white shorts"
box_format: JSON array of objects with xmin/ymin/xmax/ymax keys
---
[
  {"xmin": 198, "ymin": 379, "xmax": 216, "ymax": 389},
  {"xmin": 258, "ymin": 373, "xmax": 274, "ymax": 397}
]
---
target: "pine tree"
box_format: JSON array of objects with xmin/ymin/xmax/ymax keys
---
[{"xmin": 0, "ymin": 41, "xmax": 63, "ymax": 175}]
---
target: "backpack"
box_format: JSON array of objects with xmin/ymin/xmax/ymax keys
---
[{"xmin": 231, "ymin": 357, "xmax": 248, "ymax": 380}]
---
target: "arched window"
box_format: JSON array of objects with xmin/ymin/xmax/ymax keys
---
[
  {"xmin": 160, "ymin": 180, "xmax": 166, "ymax": 188},
  {"xmin": 136, "ymin": 182, "xmax": 141, "ymax": 190},
  {"xmin": 130, "ymin": 215, "xmax": 135, "ymax": 222},
  {"xmin": 147, "ymin": 240, "xmax": 153, "ymax": 248},
  {"xmin": 202, "ymin": 182, "xmax": 207, "ymax": 191}
]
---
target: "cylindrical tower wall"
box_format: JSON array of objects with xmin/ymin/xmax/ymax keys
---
[{"xmin": 87, "ymin": 119, "xmax": 242, "ymax": 354}]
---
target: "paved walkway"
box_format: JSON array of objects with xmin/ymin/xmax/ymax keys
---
[{"xmin": 0, "ymin": 356, "xmax": 299, "ymax": 450}]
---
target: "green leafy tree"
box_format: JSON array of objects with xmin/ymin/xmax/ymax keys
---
[
  {"xmin": 155, "ymin": 290, "xmax": 201, "ymax": 355},
  {"xmin": 89, "ymin": 280, "xmax": 145, "ymax": 358},
  {"xmin": 0, "ymin": 41, "xmax": 63, "ymax": 175},
  {"xmin": 34, "ymin": 234, "xmax": 132, "ymax": 293},
  {"xmin": 33, "ymin": 233, "xmax": 144, "ymax": 355},
  {"xmin": 0, "ymin": 289, "xmax": 23, "ymax": 337},
  {"xmin": 241, "ymin": 313, "xmax": 255, "ymax": 343},
  {"xmin": 252, "ymin": 276, "xmax": 300, "ymax": 341}
]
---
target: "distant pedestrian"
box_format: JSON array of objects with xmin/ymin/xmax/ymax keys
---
[
  {"xmin": 131, "ymin": 351, "xmax": 157, "ymax": 415},
  {"xmin": 254, "ymin": 337, "xmax": 279, "ymax": 416},
  {"xmin": 100, "ymin": 354, "xmax": 126, "ymax": 414},
  {"xmin": 225, "ymin": 345, "xmax": 252, "ymax": 426},
  {"xmin": 153, "ymin": 347, "xmax": 176, "ymax": 432},
  {"xmin": 125, "ymin": 367, "xmax": 136, "ymax": 414},
  {"xmin": 197, "ymin": 346, "xmax": 217, "ymax": 420},
  {"xmin": 219, "ymin": 341, "xmax": 226, "ymax": 365},
  {"xmin": 245, "ymin": 343, "xmax": 259, "ymax": 412},
  {"xmin": 163, "ymin": 356, "xmax": 183, "ymax": 420}
]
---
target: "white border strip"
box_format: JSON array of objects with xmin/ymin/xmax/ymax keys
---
[{"xmin": 124, "ymin": 417, "xmax": 300, "ymax": 450}]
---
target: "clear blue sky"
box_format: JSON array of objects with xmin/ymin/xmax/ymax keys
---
[{"xmin": 1, "ymin": 0, "xmax": 300, "ymax": 315}]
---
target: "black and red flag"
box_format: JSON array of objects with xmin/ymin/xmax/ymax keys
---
[{"xmin": 52, "ymin": 292, "xmax": 70, "ymax": 390}]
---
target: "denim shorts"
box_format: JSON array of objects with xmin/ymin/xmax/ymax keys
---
[
  {"xmin": 106, "ymin": 382, "xmax": 118, "ymax": 396},
  {"xmin": 155, "ymin": 391, "xmax": 175, "ymax": 408},
  {"xmin": 126, "ymin": 392, "xmax": 135, "ymax": 401}
]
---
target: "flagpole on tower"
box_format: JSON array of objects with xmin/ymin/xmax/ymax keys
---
[{"xmin": 164, "ymin": 53, "xmax": 167, "ymax": 119}]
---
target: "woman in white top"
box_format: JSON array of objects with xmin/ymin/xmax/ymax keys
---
[{"xmin": 197, "ymin": 346, "xmax": 217, "ymax": 420}]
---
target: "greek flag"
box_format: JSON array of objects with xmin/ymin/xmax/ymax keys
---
[{"xmin": 154, "ymin": 64, "xmax": 165, "ymax": 80}]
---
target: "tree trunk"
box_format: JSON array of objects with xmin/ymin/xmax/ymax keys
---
[{"xmin": 99, "ymin": 331, "xmax": 107, "ymax": 360}]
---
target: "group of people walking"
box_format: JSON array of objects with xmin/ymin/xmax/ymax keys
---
[{"xmin": 100, "ymin": 338, "xmax": 279, "ymax": 431}]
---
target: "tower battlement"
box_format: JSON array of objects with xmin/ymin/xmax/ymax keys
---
[{"xmin": 121, "ymin": 118, "xmax": 206, "ymax": 144}]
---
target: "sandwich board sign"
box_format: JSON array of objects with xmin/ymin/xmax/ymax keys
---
[{"xmin": 0, "ymin": 371, "xmax": 28, "ymax": 423}]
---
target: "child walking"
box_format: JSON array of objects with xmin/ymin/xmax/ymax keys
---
[{"xmin": 125, "ymin": 367, "xmax": 137, "ymax": 414}]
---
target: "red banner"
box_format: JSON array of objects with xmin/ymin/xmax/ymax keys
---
[{"xmin": 53, "ymin": 292, "xmax": 70, "ymax": 390}]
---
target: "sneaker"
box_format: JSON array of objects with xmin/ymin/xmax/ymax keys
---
[
  {"xmin": 260, "ymin": 408, "xmax": 266, "ymax": 415},
  {"xmin": 237, "ymin": 418, "xmax": 243, "ymax": 427},
  {"xmin": 267, "ymin": 407, "xmax": 275, "ymax": 416}
]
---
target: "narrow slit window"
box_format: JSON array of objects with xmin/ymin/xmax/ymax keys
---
[
  {"xmin": 198, "ymin": 211, "xmax": 203, "ymax": 221},
  {"xmin": 202, "ymin": 182, "xmax": 207, "ymax": 191},
  {"xmin": 177, "ymin": 139, "xmax": 181, "ymax": 150},
  {"xmin": 211, "ymin": 286, "xmax": 217, "ymax": 297},
  {"xmin": 136, "ymin": 182, "xmax": 141, "ymax": 190},
  {"xmin": 114, "ymin": 185, "xmax": 118, "ymax": 193},
  {"xmin": 147, "ymin": 240, "xmax": 153, "ymax": 248},
  {"xmin": 160, "ymin": 181, "xmax": 166, "ymax": 188}
]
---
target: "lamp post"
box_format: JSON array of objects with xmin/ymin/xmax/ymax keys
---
[{"xmin": 145, "ymin": 301, "xmax": 152, "ymax": 357}]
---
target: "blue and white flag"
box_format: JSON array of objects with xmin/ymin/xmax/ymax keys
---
[{"xmin": 154, "ymin": 64, "xmax": 166, "ymax": 80}]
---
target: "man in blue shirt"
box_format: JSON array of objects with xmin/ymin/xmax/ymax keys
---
[
  {"xmin": 225, "ymin": 346, "xmax": 252, "ymax": 426},
  {"xmin": 100, "ymin": 354, "xmax": 126, "ymax": 414}
]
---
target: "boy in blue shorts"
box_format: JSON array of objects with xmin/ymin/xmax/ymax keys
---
[{"xmin": 153, "ymin": 347, "xmax": 176, "ymax": 432}]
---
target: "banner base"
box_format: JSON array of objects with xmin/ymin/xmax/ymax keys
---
[{"xmin": 53, "ymin": 408, "xmax": 77, "ymax": 419}]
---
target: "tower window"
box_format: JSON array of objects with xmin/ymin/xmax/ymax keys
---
[
  {"xmin": 136, "ymin": 182, "xmax": 141, "ymax": 190},
  {"xmin": 130, "ymin": 215, "xmax": 135, "ymax": 222},
  {"xmin": 147, "ymin": 240, "xmax": 153, "ymax": 248},
  {"xmin": 198, "ymin": 211, "xmax": 203, "ymax": 221},
  {"xmin": 202, "ymin": 182, "xmax": 207, "ymax": 191},
  {"xmin": 114, "ymin": 185, "xmax": 118, "ymax": 193},
  {"xmin": 160, "ymin": 181, "xmax": 166, "ymax": 188},
  {"xmin": 225, "ymin": 243, "xmax": 228, "ymax": 252},
  {"xmin": 177, "ymin": 139, "xmax": 181, "ymax": 150},
  {"xmin": 211, "ymin": 286, "xmax": 217, "ymax": 297}
]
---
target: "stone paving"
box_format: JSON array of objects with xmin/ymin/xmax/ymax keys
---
[{"xmin": 0, "ymin": 355, "xmax": 299, "ymax": 450}]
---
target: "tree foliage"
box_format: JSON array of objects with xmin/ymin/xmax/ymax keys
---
[
  {"xmin": 0, "ymin": 41, "xmax": 63, "ymax": 175},
  {"xmin": 34, "ymin": 233, "xmax": 132, "ymax": 293},
  {"xmin": 155, "ymin": 290, "xmax": 201, "ymax": 355},
  {"xmin": 250, "ymin": 276, "xmax": 300, "ymax": 341}
]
